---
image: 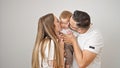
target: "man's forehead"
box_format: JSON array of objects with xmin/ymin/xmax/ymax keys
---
[{"xmin": 70, "ymin": 17, "xmax": 76, "ymax": 26}]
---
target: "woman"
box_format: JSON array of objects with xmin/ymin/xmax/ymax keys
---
[{"xmin": 32, "ymin": 13, "xmax": 64, "ymax": 68}]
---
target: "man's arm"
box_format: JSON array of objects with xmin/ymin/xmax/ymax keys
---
[
  {"xmin": 63, "ymin": 33, "xmax": 98, "ymax": 68},
  {"xmin": 72, "ymin": 41, "xmax": 96, "ymax": 68}
]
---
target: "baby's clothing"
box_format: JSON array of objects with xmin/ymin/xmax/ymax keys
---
[{"xmin": 61, "ymin": 28, "xmax": 79, "ymax": 67}]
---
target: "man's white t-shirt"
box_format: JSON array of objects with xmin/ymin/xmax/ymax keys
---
[{"xmin": 73, "ymin": 25, "xmax": 104, "ymax": 68}]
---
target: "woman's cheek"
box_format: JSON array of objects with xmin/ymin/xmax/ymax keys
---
[{"xmin": 58, "ymin": 23, "xmax": 61, "ymax": 30}]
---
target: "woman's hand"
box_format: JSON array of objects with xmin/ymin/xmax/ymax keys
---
[{"xmin": 58, "ymin": 34, "xmax": 64, "ymax": 48}]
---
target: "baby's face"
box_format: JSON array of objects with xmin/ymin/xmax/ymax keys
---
[{"xmin": 60, "ymin": 18, "xmax": 69, "ymax": 29}]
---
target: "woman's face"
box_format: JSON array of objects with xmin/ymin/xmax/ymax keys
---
[{"xmin": 54, "ymin": 16, "xmax": 61, "ymax": 32}]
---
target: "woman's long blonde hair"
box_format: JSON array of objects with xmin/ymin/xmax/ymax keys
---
[{"xmin": 32, "ymin": 13, "xmax": 61, "ymax": 68}]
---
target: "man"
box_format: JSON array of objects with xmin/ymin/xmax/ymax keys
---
[{"xmin": 63, "ymin": 10, "xmax": 104, "ymax": 68}]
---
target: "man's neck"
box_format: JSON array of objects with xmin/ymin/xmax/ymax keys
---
[{"xmin": 79, "ymin": 26, "xmax": 90, "ymax": 34}]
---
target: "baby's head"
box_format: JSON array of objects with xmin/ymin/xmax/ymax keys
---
[{"xmin": 59, "ymin": 10, "xmax": 72, "ymax": 29}]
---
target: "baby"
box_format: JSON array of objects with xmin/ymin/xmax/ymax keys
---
[{"xmin": 59, "ymin": 10, "xmax": 74, "ymax": 68}]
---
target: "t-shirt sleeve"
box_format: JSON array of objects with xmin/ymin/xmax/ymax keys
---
[
  {"xmin": 48, "ymin": 40, "xmax": 55, "ymax": 60},
  {"xmin": 84, "ymin": 32, "xmax": 104, "ymax": 54}
]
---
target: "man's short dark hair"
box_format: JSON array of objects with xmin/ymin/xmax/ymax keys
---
[{"xmin": 72, "ymin": 10, "xmax": 91, "ymax": 28}]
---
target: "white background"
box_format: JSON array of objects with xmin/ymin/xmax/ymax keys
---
[{"xmin": 0, "ymin": 0, "xmax": 120, "ymax": 68}]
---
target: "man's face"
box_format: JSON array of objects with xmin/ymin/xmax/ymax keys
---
[
  {"xmin": 69, "ymin": 17, "xmax": 79, "ymax": 31},
  {"xmin": 69, "ymin": 17, "xmax": 86, "ymax": 34}
]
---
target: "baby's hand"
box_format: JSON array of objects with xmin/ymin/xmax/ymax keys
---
[{"xmin": 66, "ymin": 29, "xmax": 72, "ymax": 34}]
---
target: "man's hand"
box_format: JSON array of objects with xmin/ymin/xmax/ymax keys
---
[{"xmin": 62, "ymin": 32, "xmax": 76, "ymax": 45}]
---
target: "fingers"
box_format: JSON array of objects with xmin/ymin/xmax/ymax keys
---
[
  {"xmin": 64, "ymin": 51, "xmax": 66, "ymax": 57},
  {"xmin": 58, "ymin": 34, "xmax": 64, "ymax": 40},
  {"xmin": 67, "ymin": 30, "xmax": 73, "ymax": 34},
  {"xmin": 60, "ymin": 33, "xmax": 73, "ymax": 44}
]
